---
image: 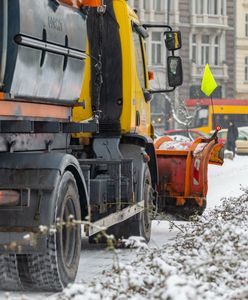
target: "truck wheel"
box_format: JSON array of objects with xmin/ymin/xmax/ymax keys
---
[
  {"xmin": 111, "ymin": 165, "xmax": 153, "ymax": 243},
  {"xmin": 17, "ymin": 171, "xmax": 81, "ymax": 291},
  {"xmin": 135, "ymin": 165, "xmax": 153, "ymax": 242}
]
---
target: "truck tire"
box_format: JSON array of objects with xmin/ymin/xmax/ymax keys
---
[
  {"xmin": 132, "ymin": 165, "xmax": 153, "ymax": 242},
  {"xmin": 0, "ymin": 254, "xmax": 23, "ymax": 291},
  {"xmin": 17, "ymin": 171, "xmax": 81, "ymax": 291}
]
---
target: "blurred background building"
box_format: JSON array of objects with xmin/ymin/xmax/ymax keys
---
[
  {"xmin": 128, "ymin": 0, "xmax": 236, "ymax": 131},
  {"xmin": 182, "ymin": 0, "xmax": 235, "ymax": 100},
  {"xmin": 236, "ymin": 0, "xmax": 248, "ymax": 99}
]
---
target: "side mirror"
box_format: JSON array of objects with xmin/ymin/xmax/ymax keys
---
[
  {"xmin": 164, "ymin": 31, "xmax": 182, "ymax": 51},
  {"xmin": 167, "ymin": 56, "xmax": 183, "ymax": 87}
]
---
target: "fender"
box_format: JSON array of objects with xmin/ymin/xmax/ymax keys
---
[{"xmin": 0, "ymin": 153, "xmax": 89, "ymax": 244}]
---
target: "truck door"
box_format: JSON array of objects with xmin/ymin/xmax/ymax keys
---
[{"xmin": 132, "ymin": 30, "xmax": 151, "ymax": 137}]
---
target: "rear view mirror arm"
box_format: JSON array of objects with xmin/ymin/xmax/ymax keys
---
[{"xmin": 149, "ymin": 88, "xmax": 176, "ymax": 94}]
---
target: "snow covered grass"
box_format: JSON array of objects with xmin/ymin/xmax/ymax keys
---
[{"xmin": 54, "ymin": 191, "xmax": 248, "ymax": 300}]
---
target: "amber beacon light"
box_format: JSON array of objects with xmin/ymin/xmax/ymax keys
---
[{"xmin": 58, "ymin": 0, "xmax": 102, "ymax": 8}]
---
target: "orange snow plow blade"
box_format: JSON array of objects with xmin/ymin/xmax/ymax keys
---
[{"xmin": 155, "ymin": 131, "xmax": 224, "ymax": 219}]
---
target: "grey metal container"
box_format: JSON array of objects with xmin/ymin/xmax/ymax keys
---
[{"xmin": 0, "ymin": 0, "xmax": 87, "ymax": 105}]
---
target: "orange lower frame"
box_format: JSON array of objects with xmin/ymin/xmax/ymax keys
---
[{"xmin": 0, "ymin": 96, "xmax": 71, "ymax": 121}]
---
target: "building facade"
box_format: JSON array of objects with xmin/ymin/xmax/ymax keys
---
[
  {"xmin": 128, "ymin": 0, "xmax": 235, "ymax": 129},
  {"xmin": 236, "ymin": 0, "xmax": 248, "ymax": 99},
  {"xmin": 182, "ymin": 0, "xmax": 235, "ymax": 100}
]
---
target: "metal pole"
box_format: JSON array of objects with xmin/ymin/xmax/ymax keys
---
[
  {"xmin": 167, "ymin": 0, "xmax": 170, "ymax": 24},
  {"xmin": 165, "ymin": 0, "xmax": 171, "ymax": 130}
]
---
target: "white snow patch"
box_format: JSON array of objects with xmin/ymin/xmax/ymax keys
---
[
  {"xmin": 53, "ymin": 188, "xmax": 248, "ymax": 300},
  {"xmin": 122, "ymin": 236, "xmax": 149, "ymax": 249}
]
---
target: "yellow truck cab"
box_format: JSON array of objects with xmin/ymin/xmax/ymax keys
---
[
  {"xmin": 74, "ymin": 0, "xmax": 152, "ymax": 137},
  {"xmin": 74, "ymin": 0, "xmax": 183, "ymax": 139}
]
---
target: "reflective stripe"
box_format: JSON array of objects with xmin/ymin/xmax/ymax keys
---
[
  {"xmin": 193, "ymin": 158, "xmax": 201, "ymax": 185},
  {"xmin": 89, "ymin": 201, "xmax": 144, "ymax": 236}
]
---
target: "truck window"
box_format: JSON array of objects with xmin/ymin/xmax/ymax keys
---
[
  {"xmin": 194, "ymin": 107, "xmax": 209, "ymax": 127},
  {"xmin": 133, "ymin": 31, "xmax": 146, "ymax": 90}
]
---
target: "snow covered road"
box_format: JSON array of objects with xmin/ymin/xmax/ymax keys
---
[
  {"xmin": 77, "ymin": 221, "xmax": 179, "ymax": 283},
  {"xmin": 207, "ymin": 155, "xmax": 248, "ymax": 208},
  {"xmin": 75, "ymin": 156, "xmax": 248, "ymax": 285},
  {"xmin": 1, "ymin": 155, "xmax": 248, "ymax": 299}
]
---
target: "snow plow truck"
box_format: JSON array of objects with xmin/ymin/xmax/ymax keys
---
[{"xmin": 0, "ymin": 0, "xmax": 223, "ymax": 291}]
